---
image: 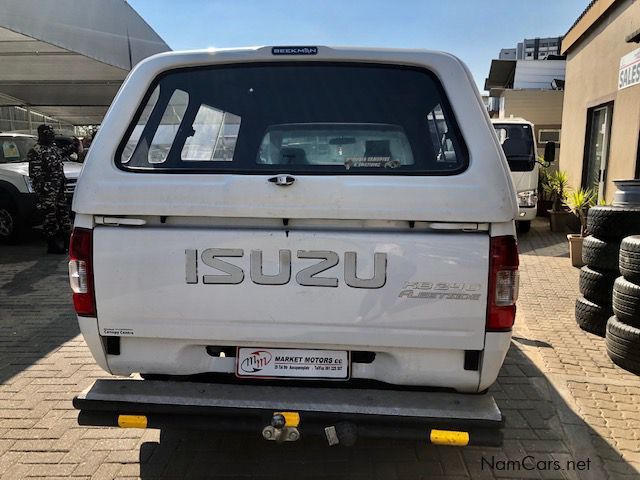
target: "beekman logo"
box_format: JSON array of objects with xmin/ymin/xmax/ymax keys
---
[
  {"xmin": 271, "ymin": 46, "xmax": 318, "ymax": 55},
  {"xmin": 240, "ymin": 350, "xmax": 273, "ymax": 373}
]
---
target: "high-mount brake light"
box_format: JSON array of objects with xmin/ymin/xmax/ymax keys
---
[
  {"xmin": 69, "ymin": 228, "xmax": 96, "ymax": 317},
  {"xmin": 487, "ymin": 236, "xmax": 519, "ymax": 331}
]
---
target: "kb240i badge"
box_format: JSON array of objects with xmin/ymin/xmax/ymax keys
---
[{"xmin": 398, "ymin": 282, "xmax": 482, "ymax": 300}]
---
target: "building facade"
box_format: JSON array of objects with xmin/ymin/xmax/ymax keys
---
[
  {"xmin": 499, "ymin": 48, "xmax": 517, "ymax": 60},
  {"xmin": 499, "ymin": 37, "xmax": 562, "ymax": 61},
  {"xmin": 498, "ymin": 90, "xmax": 564, "ymax": 155},
  {"xmin": 486, "ymin": 40, "xmax": 565, "ymax": 159},
  {"xmin": 517, "ymin": 37, "xmax": 562, "ymax": 60},
  {"xmin": 559, "ymin": 0, "xmax": 640, "ymax": 201}
]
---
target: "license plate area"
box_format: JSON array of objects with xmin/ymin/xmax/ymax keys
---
[{"xmin": 236, "ymin": 348, "xmax": 350, "ymax": 380}]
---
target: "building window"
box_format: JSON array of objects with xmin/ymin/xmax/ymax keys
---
[
  {"xmin": 582, "ymin": 103, "xmax": 614, "ymax": 199},
  {"xmin": 539, "ymin": 129, "xmax": 561, "ymax": 145}
]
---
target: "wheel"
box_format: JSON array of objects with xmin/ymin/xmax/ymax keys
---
[
  {"xmin": 620, "ymin": 236, "xmax": 640, "ymax": 284},
  {"xmin": 605, "ymin": 316, "xmax": 640, "ymax": 375},
  {"xmin": 582, "ymin": 235, "xmax": 620, "ymax": 272},
  {"xmin": 575, "ymin": 296, "xmax": 611, "ymax": 337},
  {"xmin": 516, "ymin": 221, "xmax": 531, "ymax": 234},
  {"xmin": 612, "ymin": 277, "xmax": 640, "ymax": 327},
  {"xmin": 587, "ymin": 206, "xmax": 640, "ymax": 239},
  {"xmin": 579, "ymin": 266, "xmax": 617, "ymax": 305},
  {"xmin": 0, "ymin": 203, "xmax": 26, "ymax": 245}
]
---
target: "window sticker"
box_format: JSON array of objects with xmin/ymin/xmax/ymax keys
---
[
  {"xmin": 2, "ymin": 142, "xmax": 20, "ymax": 159},
  {"xmin": 344, "ymin": 157, "xmax": 400, "ymax": 169}
]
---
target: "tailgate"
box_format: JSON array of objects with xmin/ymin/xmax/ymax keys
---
[{"xmin": 93, "ymin": 226, "xmax": 489, "ymax": 350}]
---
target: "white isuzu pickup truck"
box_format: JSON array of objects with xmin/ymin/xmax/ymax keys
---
[{"xmin": 71, "ymin": 46, "xmax": 519, "ymax": 447}]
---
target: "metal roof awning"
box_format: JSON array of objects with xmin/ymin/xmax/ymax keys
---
[
  {"xmin": 0, "ymin": 0, "xmax": 170, "ymax": 126},
  {"xmin": 484, "ymin": 60, "xmax": 516, "ymax": 93}
]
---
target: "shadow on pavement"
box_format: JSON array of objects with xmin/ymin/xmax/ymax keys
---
[
  {"xmin": 512, "ymin": 336, "xmax": 553, "ymax": 349},
  {"xmin": 518, "ymin": 218, "xmax": 570, "ymax": 258},
  {"xmin": 137, "ymin": 343, "xmax": 638, "ymax": 479},
  {"xmin": 0, "ymin": 230, "xmax": 79, "ymax": 385}
]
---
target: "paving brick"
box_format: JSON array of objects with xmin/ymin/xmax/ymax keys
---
[
  {"xmin": 92, "ymin": 438, "xmax": 138, "ymax": 451},
  {"xmin": 105, "ymin": 449, "xmax": 141, "ymax": 464},
  {"xmin": 617, "ymin": 438, "xmax": 640, "ymax": 453},
  {"xmin": 503, "ymin": 429, "xmax": 542, "ymax": 442},
  {"xmin": 3, "ymin": 462, "xmax": 34, "ymax": 479},
  {"xmin": 115, "ymin": 463, "xmax": 141, "ymax": 477},
  {"xmin": 25, "ymin": 463, "xmax": 77, "ymax": 477},
  {"xmin": 18, "ymin": 451, "xmax": 66, "ymax": 464},
  {"xmin": 70, "ymin": 450, "xmax": 109, "ymax": 476},
  {"xmin": 90, "ymin": 463, "xmax": 122, "ymax": 480},
  {"xmin": 10, "ymin": 439, "xmax": 64, "ymax": 452},
  {"xmin": 59, "ymin": 439, "xmax": 98, "ymax": 464},
  {"xmin": 0, "ymin": 451, "xmax": 23, "ymax": 476},
  {"xmin": 436, "ymin": 448, "xmax": 468, "ymax": 476}
]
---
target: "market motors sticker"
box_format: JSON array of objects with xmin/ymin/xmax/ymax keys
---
[
  {"xmin": 619, "ymin": 47, "xmax": 640, "ymax": 90},
  {"xmin": 236, "ymin": 348, "xmax": 349, "ymax": 379}
]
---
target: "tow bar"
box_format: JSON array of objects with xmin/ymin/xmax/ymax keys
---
[
  {"xmin": 74, "ymin": 379, "xmax": 504, "ymax": 447},
  {"xmin": 262, "ymin": 412, "xmax": 301, "ymax": 442}
]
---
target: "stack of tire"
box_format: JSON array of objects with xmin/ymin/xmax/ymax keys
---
[
  {"xmin": 576, "ymin": 206, "xmax": 640, "ymax": 337},
  {"xmin": 607, "ymin": 236, "xmax": 640, "ymax": 375}
]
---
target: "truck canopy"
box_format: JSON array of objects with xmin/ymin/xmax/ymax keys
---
[{"xmin": 73, "ymin": 46, "xmax": 517, "ymax": 223}]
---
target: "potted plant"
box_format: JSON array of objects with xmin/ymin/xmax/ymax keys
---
[
  {"xmin": 564, "ymin": 188, "xmax": 597, "ymax": 268},
  {"xmin": 544, "ymin": 170, "xmax": 572, "ymax": 232},
  {"xmin": 537, "ymin": 167, "xmax": 553, "ymax": 218}
]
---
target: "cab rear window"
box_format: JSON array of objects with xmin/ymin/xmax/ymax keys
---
[
  {"xmin": 493, "ymin": 123, "xmax": 535, "ymax": 172},
  {"xmin": 117, "ymin": 63, "xmax": 468, "ymax": 175}
]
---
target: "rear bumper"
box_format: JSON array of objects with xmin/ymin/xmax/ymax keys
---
[
  {"xmin": 74, "ymin": 379, "xmax": 503, "ymax": 446},
  {"xmin": 78, "ymin": 317, "xmax": 512, "ymax": 393},
  {"xmin": 516, "ymin": 206, "xmax": 537, "ymax": 221}
]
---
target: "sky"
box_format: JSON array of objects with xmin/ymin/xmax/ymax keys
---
[{"xmin": 128, "ymin": 0, "xmax": 588, "ymax": 92}]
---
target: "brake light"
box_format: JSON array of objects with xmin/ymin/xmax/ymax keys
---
[
  {"xmin": 487, "ymin": 235, "xmax": 519, "ymax": 331},
  {"xmin": 69, "ymin": 227, "xmax": 96, "ymax": 317}
]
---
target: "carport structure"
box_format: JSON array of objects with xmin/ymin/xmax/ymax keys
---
[{"xmin": 0, "ymin": 0, "xmax": 169, "ymax": 129}]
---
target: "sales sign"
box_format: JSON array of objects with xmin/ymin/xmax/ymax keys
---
[{"xmin": 619, "ymin": 47, "xmax": 640, "ymax": 90}]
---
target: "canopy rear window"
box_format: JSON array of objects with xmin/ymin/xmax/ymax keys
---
[{"xmin": 117, "ymin": 63, "xmax": 468, "ymax": 175}]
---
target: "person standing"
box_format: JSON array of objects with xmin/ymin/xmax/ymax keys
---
[{"xmin": 28, "ymin": 124, "xmax": 71, "ymax": 254}]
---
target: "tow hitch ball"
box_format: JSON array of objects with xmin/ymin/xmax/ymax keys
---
[{"xmin": 262, "ymin": 413, "xmax": 300, "ymax": 442}]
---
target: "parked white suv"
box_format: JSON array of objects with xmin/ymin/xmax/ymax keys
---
[
  {"xmin": 0, "ymin": 132, "xmax": 81, "ymax": 242},
  {"xmin": 72, "ymin": 46, "xmax": 519, "ymax": 446}
]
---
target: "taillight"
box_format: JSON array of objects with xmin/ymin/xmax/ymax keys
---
[
  {"xmin": 69, "ymin": 227, "xmax": 96, "ymax": 317},
  {"xmin": 487, "ymin": 235, "xmax": 519, "ymax": 331}
]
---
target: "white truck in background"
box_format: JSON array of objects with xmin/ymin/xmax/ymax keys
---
[
  {"xmin": 71, "ymin": 46, "xmax": 519, "ymax": 447},
  {"xmin": 491, "ymin": 118, "xmax": 556, "ymax": 233}
]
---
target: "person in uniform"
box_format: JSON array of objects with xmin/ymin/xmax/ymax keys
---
[{"xmin": 28, "ymin": 124, "xmax": 71, "ymax": 254}]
